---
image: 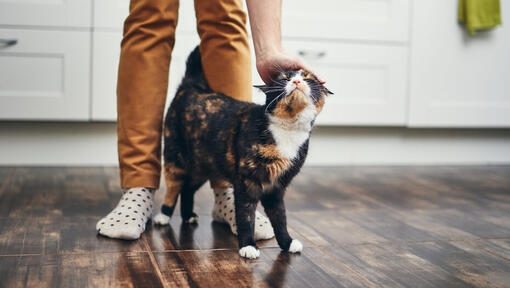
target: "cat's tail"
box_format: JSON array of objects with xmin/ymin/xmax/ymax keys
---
[{"xmin": 182, "ymin": 46, "xmax": 211, "ymax": 92}]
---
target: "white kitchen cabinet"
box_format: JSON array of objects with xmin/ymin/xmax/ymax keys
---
[
  {"xmin": 282, "ymin": 0, "xmax": 410, "ymax": 43},
  {"xmin": 409, "ymin": 0, "xmax": 510, "ymax": 127},
  {"xmin": 0, "ymin": 0, "xmax": 91, "ymax": 28},
  {"xmin": 0, "ymin": 29, "xmax": 90, "ymax": 120},
  {"xmin": 283, "ymin": 40, "xmax": 408, "ymax": 125},
  {"xmin": 91, "ymin": 31, "xmax": 122, "ymax": 121}
]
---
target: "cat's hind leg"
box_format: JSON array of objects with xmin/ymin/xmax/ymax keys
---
[
  {"xmin": 234, "ymin": 179, "xmax": 260, "ymax": 259},
  {"xmin": 153, "ymin": 162, "xmax": 186, "ymax": 225},
  {"xmin": 180, "ymin": 176, "xmax": 207, "ymax": 224}
]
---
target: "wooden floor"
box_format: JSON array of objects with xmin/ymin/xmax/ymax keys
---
[{"xmin": 0, "ymin": 166, "xmax": 510, "ymax": 287}]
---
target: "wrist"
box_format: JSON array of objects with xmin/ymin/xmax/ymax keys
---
[{"xmin": 255, "ymin": 44, "xmax": 282, "ymax": 62}]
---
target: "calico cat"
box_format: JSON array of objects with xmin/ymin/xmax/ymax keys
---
[{"xmin": 158, "ymin": 46, "xmax": 332, "ymax": 259}]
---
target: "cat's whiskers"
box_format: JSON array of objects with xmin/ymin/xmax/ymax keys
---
[
  {"xmin": 261, "ymin": 88, "xmax": 284, "ymax": 93},
  {"xmin": 270, "ymin": 79, "xmax": 285, "ymax": 86},
  {"xmin": 264, "ymin": 90, "xmax": 287, "ymax": 114}
]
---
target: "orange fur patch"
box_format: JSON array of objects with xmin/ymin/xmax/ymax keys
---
[
  {"xmin": 254, "ymin": 144, "xmax": 280, "ymax": 159},
  {"xmin": 205, "ymin": 98, "xmax": 223, "ymax": 113},
  {"xmin": 272, "ymin": 90, "xmax": 308, "ymax": 119},
  {"xmin": 210, "ymin": 179, "xmax": 231, "ymax": 189},
  {"xmin": 314, "ymin": 97, "xmax": 325, "ymax": 113},
  {"xmin": 163, "ymin": 127, "xmax": 171, "ymax": 137},
  {"xmin": 253, "ymin": 144, "xmax": 292, "ymax": 183},
  {"xmin": 267, "ymin": 158, "xmax": 292, "ymax": 183},
  {"xmin": 163, "ymin": 163, "xmax": 185, "ymax": 207}
]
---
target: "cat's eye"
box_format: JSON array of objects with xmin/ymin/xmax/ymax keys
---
[{"xmin": 277, "ymin": 74, "xmax": 289, "ymax": 81}]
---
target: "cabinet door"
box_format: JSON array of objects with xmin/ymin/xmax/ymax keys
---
[
  {"xmin": 282, "ymin": 40, "xmax": 407, "ymax": 126},
  {"xmin": 92, "ymin": 31, "xmax": 199, "ymax": 121},
  {"xmin": 282, "ymin": 0, "xmax": 410, "ymax": 42},
  {"xmin": 0, "ymin": 0, "xmax": 91, "ymax": 27},
  {"xmin": 0, "ymin": 29, "xmax": 90, "ymax": 121},
  {"xmin": 409, "ymin": 0, "xmax": 510, "ymax": 127}
]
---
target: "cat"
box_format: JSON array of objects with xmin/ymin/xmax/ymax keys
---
[{"xmin": 157, "ymin": 46, "xmax": 332, "ymax": 259}]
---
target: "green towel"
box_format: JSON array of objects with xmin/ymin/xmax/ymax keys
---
[{"xmin": 458, "ymin": 0, "xmax": 502, "ymax": 35}]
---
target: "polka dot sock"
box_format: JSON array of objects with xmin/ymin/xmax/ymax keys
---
[
  {"xmin": 212, "ymin": 187, "xmax": 274, "ymax": 241},
  {"xmin": 96, "ymin": 187, "xmax": 154, "ymax": 240}
]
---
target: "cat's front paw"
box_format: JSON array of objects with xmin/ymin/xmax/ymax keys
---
[
  {"xmin": 153, "ymin": 213, "xmax": 170, "ymax": 225},
  {"xmin": 239, "ymin": 245, "xmax": 260, "ymax": 259},
  {"xmin": 288, "ymin": 239, "xmax": 303, "ymax": 253}
]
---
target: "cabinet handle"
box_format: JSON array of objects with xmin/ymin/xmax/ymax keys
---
[
  {"xmin": 298, "ymin": 50, "xmax": 326, "ymax": 59},
  {"xmin": 0, "ymin": 39, "xmax": 18, "ymax": 47}
]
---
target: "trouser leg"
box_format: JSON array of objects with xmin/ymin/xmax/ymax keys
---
[
  {"xmin": 194, "ymin": 0, "xmax": 252, "ymax": 102},
  {"xmin": 117, "ymin": 0, "xmax": 180, "ymax": 189}
]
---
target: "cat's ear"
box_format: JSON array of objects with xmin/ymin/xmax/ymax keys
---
[
  {"xmin": 253, "ymin": 85, "xmax": 271, "ymax": 93},
  {"xmin": 323, "ymin": 86, "xmax": 334, "ymax": 96}
]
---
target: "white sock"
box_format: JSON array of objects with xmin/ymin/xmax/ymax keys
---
[
  {"xmin": 212, "ymin": 187, "xmax": 274, "ymax": 241},
  {"xmin": 96, "ymin": 187, "xmax": 154, "ymax": 240}
]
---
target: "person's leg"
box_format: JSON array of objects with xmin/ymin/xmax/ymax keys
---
[
  {"xmin": 194, "ymin": 0, "xmax": 273, "ymax": 240},
  {"xmin": 97, "ymin": 0, "xmax": 179, "ymax": 240},
  {"xmin": 211, "ymin": 179, "xmax": 274, "ymax": 240},
  {"xmin": 194, "ymin": 0, "xmax": 252, "ymax": 101}
]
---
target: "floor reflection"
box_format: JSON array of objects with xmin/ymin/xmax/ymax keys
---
[{"xmin": 264, "ymin": 252, "xmax": 292, "ymax": 288}]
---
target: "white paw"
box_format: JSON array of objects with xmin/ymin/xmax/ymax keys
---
[
  {"xmin": 186, "ymin": 215, "xmax": 199, "ymax": 224},
  {"xmin": 288, "ymin": 239, "xmax": 303, "ymax": 253},
  {"xmin": 239, "ymin": 245, "xmax": 260, "ymax": 259},
  {"xmin": 153, "ymin": 213, "xmax": 170, "ymax": 225}
]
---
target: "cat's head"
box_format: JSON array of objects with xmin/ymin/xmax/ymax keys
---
[{"xmin": 255, "ymin": 69, "xmax": 333, "ymax": 120}]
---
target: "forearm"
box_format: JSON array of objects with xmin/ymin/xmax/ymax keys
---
[{"xmin": 246, "ymin": 0, "xmax": 283, "ymax": 60}]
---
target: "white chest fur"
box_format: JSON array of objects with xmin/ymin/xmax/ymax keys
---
[{"xmin": 268, "ymin": 104, "xmax": 316, "ymax": 160}]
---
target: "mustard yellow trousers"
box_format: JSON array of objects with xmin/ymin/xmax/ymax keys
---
[{"xmin": 117, "ymin": 0, "xmax": 252, "ymax": 189}]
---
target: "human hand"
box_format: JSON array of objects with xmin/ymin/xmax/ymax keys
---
[{"xmin": 256, "ymin": 50, "xmax": 325, "ymax": 85}]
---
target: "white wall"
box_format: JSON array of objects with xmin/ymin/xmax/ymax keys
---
[{"xmin": 1, "ymin": 122, "xmax": 509, "ymax": 166}]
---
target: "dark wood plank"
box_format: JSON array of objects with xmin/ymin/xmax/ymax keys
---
[
  {"xmin": 290, "ymin": 207, "xmax": 510, "ymax": 247},
  {"xmin": 0, "ymin": 167, "xmax": 13, "ymax": 187},
  {"xmin": 329, "ymin": 166, "xmax": 510, "ymax": 212},
  {"xmin": 0, "ymin": 217, "xmax": 145, "ymax": 255},
  {"xmin": 327, "ymin": 241, "xmax": 510, "ymax": 288},
  {"xmin": 0, "ymin": 252, "xmax": 163, "ymax": 288},
  {"xmin": 286, "ymin": 166, "xmax": 510, "ymax": 246},
  {"xmin": 154, "ymin": 247, "xmax": 368, "ymax": 288},
  {"xmin": 472, "ymin": 239, "xmax": 510, "ymax": 261},
  {"xmin": 0, "ymin": 167, "xmax": 118, "ymax": 218}
]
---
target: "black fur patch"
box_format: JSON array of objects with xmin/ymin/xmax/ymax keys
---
[{"xmin": 161, "ymin": 204, "xmax": 175, "ymax": 217}]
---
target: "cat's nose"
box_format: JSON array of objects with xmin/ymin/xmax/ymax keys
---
[{"xmin": 293, "ymin": 80, "xmax": 301, "ymax": 85}]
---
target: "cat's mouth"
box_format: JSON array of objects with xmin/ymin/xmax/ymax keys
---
[{"xmin": 288, "ymin": 82, "xmax": 310, "ymax": 97}]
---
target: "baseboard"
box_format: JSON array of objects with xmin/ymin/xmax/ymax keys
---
[{"xmin": 0, "ymin": 122, "xmax": 509, "ymax": 166}]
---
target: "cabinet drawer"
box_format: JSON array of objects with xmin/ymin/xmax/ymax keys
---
[
  {"xmin": 0, "ymin": 0, "xmax": 91, "ymax": 27},
  {"xmin": 0, "ymin": 29, "xmax": 90, "ymax": 120},
  {"xmin": 282, "ymin": 0, "xmax": 410, "ymax": 42},
  {"xmin": 282, "ymin": 40, "xmax": 408, "ymax": 125}
]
